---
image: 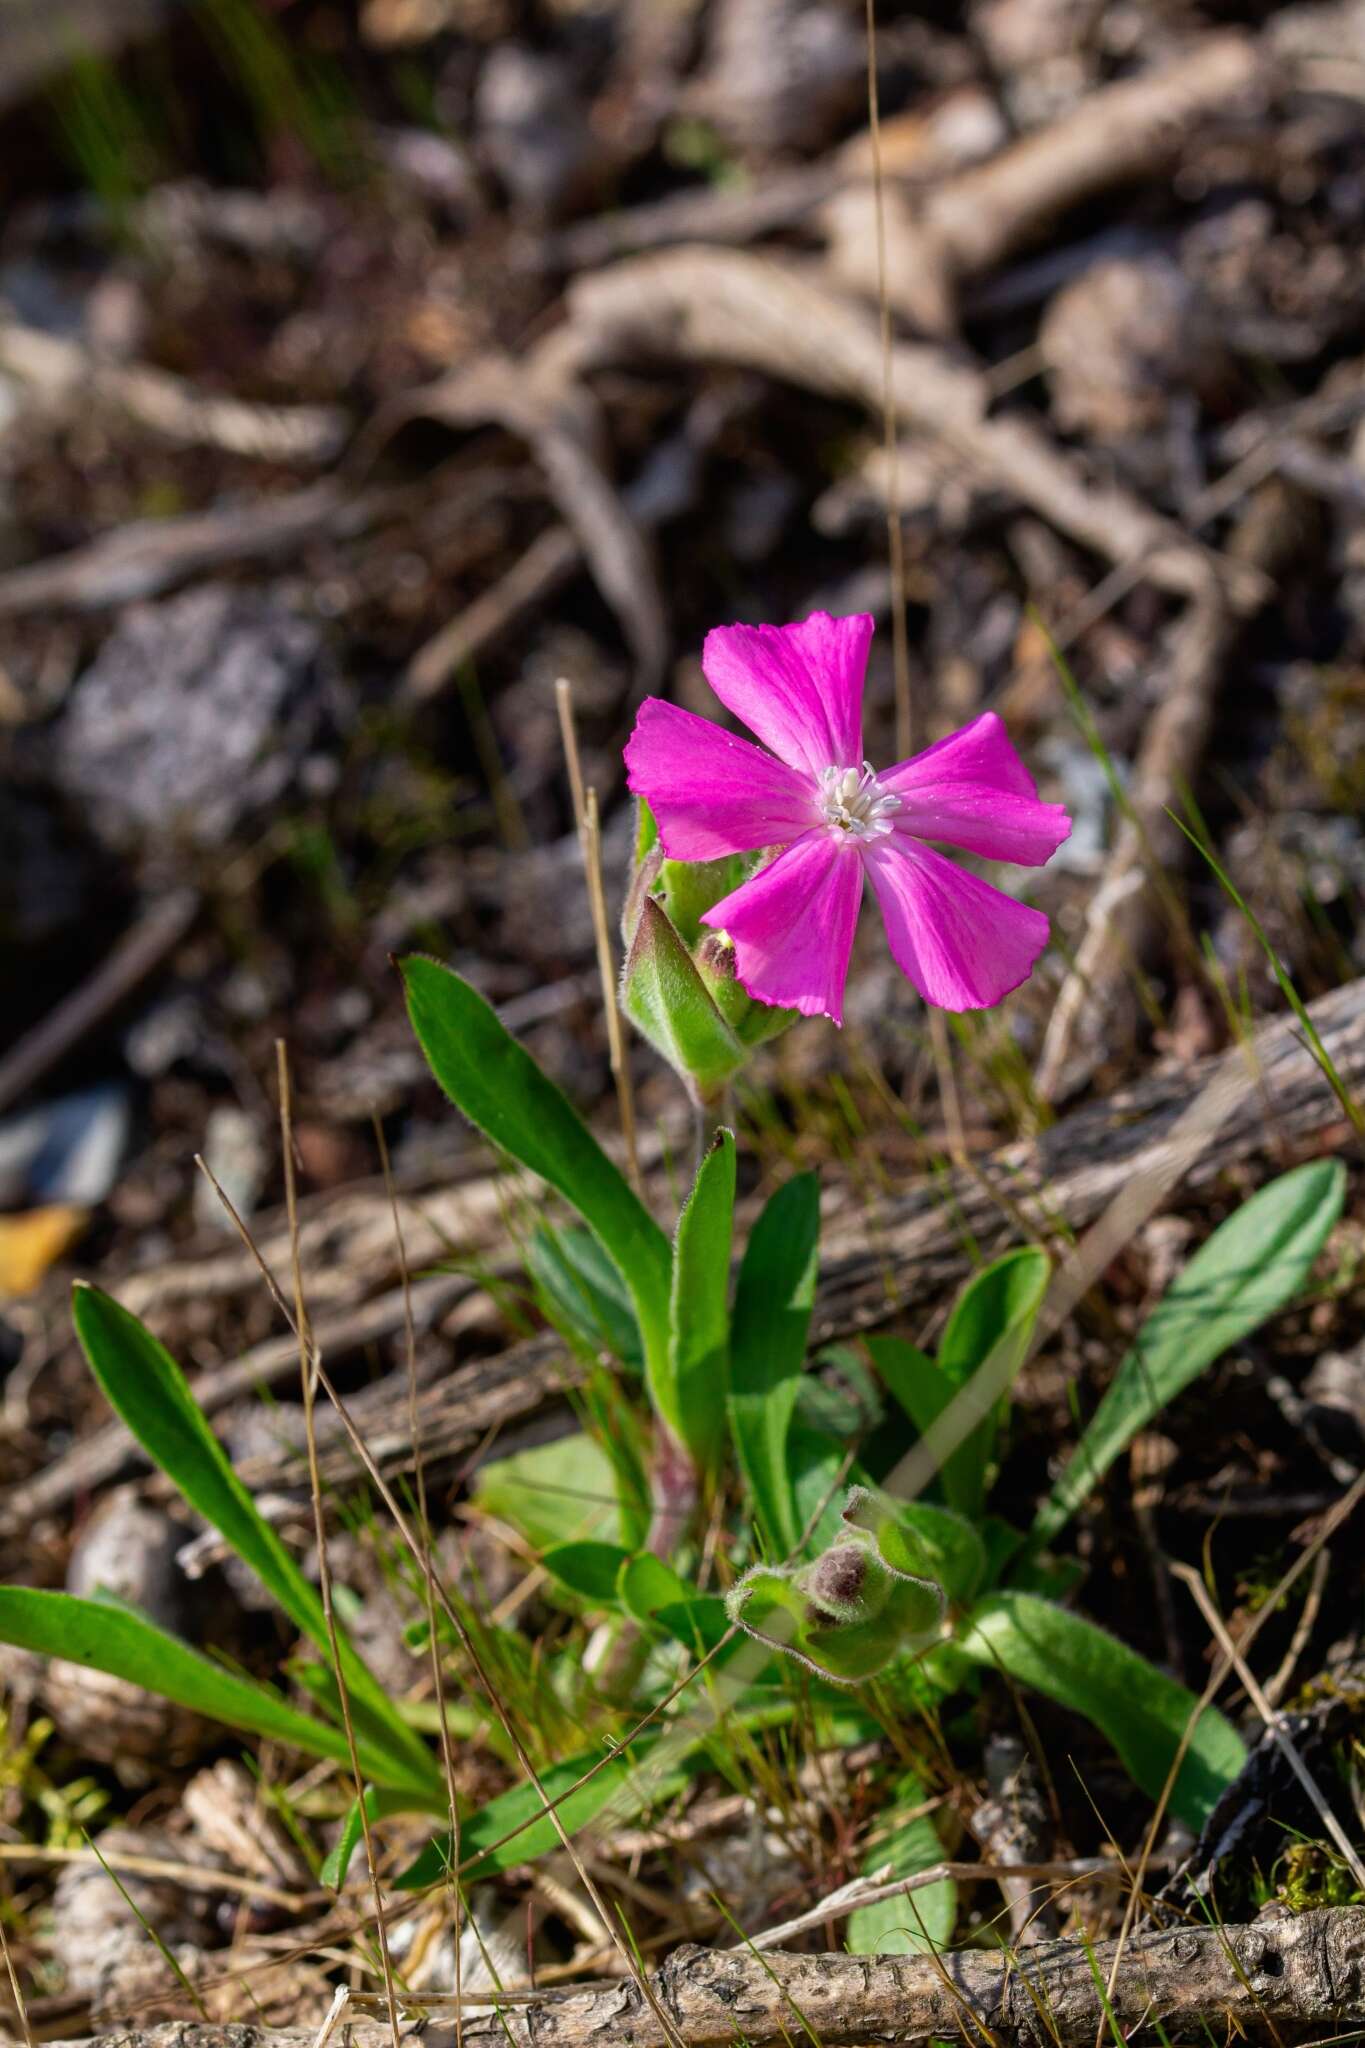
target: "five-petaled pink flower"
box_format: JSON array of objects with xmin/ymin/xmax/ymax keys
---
[{"xmin": 624, "ymin": 612, "xmax": 1071, "ymax": 1025}]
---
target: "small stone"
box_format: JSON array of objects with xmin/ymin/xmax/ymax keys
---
[
  {"xmin": 54, "ymin": 586, "xmax": 338, "ymax": 854},
  {"xmin": 194, "ymin": 1103, "xmax": 267, "ymax": 1232}
]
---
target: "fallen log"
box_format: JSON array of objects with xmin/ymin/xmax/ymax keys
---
[
  {"xmin": 170, "ymin": 974, "xmax": 1365, "ymax": 1498},
  {"xmin": 9, "ymin": 976, "xmax": 1360, "ymax": 1523},
  {"xmin": 42, "ymin": 1903, "xmax": 1365, "ymax": 2048}
]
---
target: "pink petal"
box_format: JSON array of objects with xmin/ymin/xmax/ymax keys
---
[
  {"xmin": 702, "ymin": 612, "xmax": 872, "ymax": 778},
  {"xmin": 624, "ymin": 697, "xmax": 817, "ymax": 861},
  {"xmin": 701, "ymin": 830, "xmax": 863, "ymax": 1026},
  {"xmin": 881, "ymin": 712, "xmax": 1071, "ymax": 866},
  {"xmin": 864, "ymin": 837, "xmax": 1050, "ymax": 1011}
]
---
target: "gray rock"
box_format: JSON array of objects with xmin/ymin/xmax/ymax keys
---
[{"xmin": 54, "ymin": 585, "xmax": 337, "ymax": 852}]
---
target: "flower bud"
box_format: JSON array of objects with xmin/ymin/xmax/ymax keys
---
[
  {"xmin": 619, "ymin": 896, "xmax": 746, "ymax": 1107},
  {"xmin": 696, "ymin": 932, "xmax": 799, "ymax": 1049}
]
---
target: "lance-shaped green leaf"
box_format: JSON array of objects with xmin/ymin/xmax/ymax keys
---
[
  {"xmin": 541, "ymin": 1541, "xmax": 631, "ymax": 1606},
  {"xmin": 1029, "ymin": 1159, "xmax": 1345, "ymax": 1554},
  {"xmin": 848, "ymin": 1768, "xmax": 955, "ymax": 1957},
  {"xmin": 727, "ymin": 1505, "xmax": 944, "ymax": 1685},
  {"xmin": 660, "ymin": 1130, "xmax": 735, "ymax": 1470},
  {"xmin": 526, "ymin": 1224, "xmax": 643, "ymax": 1369},
  {"xmin": 956, "ymin": 1592, "xmax": 1245, "ymax": 1827},
  {"xmin": 620, "ymin": 896, "xmax": 747, "ymax": 1107},
  {"xmin": 0, "ymin": 1588, "xmax": 416, "ymax": 1789},
  {"xmin": 71, "ymin": 1284, "xmax": 439, "ymax": 1799},
  {"xmin": 727, "ymin": 1173, "xmax": 821, "ymax": 1558},
  {"xmin": 402, "ymin": 955, "xmax": 672, "ymax": 1379},
  {"xmin": 872, "ymin": 1248, "xmax": 1048, "ymax": 1520}
]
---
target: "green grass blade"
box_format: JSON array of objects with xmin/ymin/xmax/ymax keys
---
[
  {"xmin": 0, "ymin": 1588, "xmax": 407, "ymax": 1784},
  {"xmin": 664, "ymin": 1130, "xmax": 736, "ymax": 1469},
  {"xmin": 71, "ymin": 1283, "xmax": 439, "ymax": 1799},
  {"xmin": 1169, "ymin": 812, "xmax": 1365, "ymax": 1137},
  {"xmin": 957, "ymin": 1591, "xmax": 1245, "ymax": 1827},
  {"xmin": 1028, "ymin": 1160, "xmax": 1345, "ymax": 1554},
  {"xmin": 401, "ymin": 954, "xmax": 672, "ymax": 1371},
  {"xmin": 727, "ymin": 1173, "xmax": 821, "ymax": 1558}
]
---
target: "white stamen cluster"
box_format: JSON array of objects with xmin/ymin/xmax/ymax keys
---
[{"xmin": 817, "ymin": 762, "xmax": 901, "ymax": 842}]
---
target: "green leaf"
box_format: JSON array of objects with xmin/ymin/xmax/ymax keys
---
[
  {"xmin": 620, "ymin": 897, "xmax": 746, "ymax": 1106},
  {"xmin": 618, "ymin": 1552, "xmax": 694, "ymax": 1629},
  {"xmin": 728, "ymin": 1173, "xmax": 821, "ymax": 1558},
  {"xmin": 0, "ymin": 1588, "xmax": 406, "ymax": 1785},
  {"xmin": 652, "ymin": 1594, "xmax": 732, "ymax": 1658},
  {"xmin": 395, "ymin": 1740, "xmax": 677, "ymax": 1889},
  {"xmin": 71, "ymin": 1284, "xmax": 438, "ymax": 1800},
  {"xmin": 786, "ymin": 1423, "xmax": 866, "ymax": 1554},
  {"xmin": 526, "ymin": 1226, "xmax": 642, "ymax": 1369},
  {"xmin": 848, "ymin": 1770, "xmax": 955, "ymax": 1957},
  {"xmin": 541, "ymin": 1541, "xmax": 630, "ymax": 1606},
  {"xmin": 1029, "ymin": 1160, "xmax": 1345, "ymax": 1554},
  {"xmin": 401, "ymin": 954, "xmax": 672, "ymax": 1378},
  {"xmin": 844, "ymin": 1488, "xmax": 987, "ymax": 1607},
  {"xmin": 795, "ymin": 1345, "xmax": 883, "ymax": 1439},
  {"xmin": 663, "ymin": 1130, "xmax": 735, "ymax": 1469},
  {"xmin": 475, "ymin": 1432, "xmax": 624, "ymax": 1553},
  {"xmin": 956, "ymin": 1592, "xmax": 1245, "ymax": 1827},
  {"xmin": 938, "ymin": 1248, "xmax": 1049, "ymax": 1517}
]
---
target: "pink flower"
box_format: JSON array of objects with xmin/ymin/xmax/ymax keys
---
[{"xmin": 624, "ymin": 611, "xmax": 1071, "ymax": 1026}]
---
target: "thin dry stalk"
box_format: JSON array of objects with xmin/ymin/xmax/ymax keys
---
[
  {"xmin": 1263, "ymin": 1548, "xmax": 1331, "ymax": 1711},
  {"xmin": 863, "ymin": 0, "xmax": 962, "ymax": 1154},
  {"xmin": 555, "ymin": 676, "xmax": 642, "ymax": 1193},
  {"xmin": 274, "ymin": 1044, "xmax": 404, "ymax": 2048},
  {"xmin": 1101, "ymin": 1462, "xmax": 1365, "ymax": 2038},
  {"xmin": 0, "ymin": 1906, "xmax": 34, "ymax": 2048},
  {"xmin": 0, "ymin": 1844, "xmax": 316, "ymax": 1910},
  {"xmin": 373, "ymin": 1118, "xmax": 466, "ymax": 2048},
  {"xmin": 308, "ymin": 1986, "xmax": 349, "ymax": 2048},
  {"xmin": 863, "ymin": 0, "xmax": 912, "ymax": 760},
  {"xmin": 749, "ymin": 1858, "xmax": 1118, "ymax": 1951},
  {"xmin": 194, "ymin": 1155, "xmax": 678, "ymax": 2040},
  {"xmin": 1172, "ymin": 1560, "xmax": 1365, "ymax": 1895}
]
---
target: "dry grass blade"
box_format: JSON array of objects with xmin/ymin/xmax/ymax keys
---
[
  {"xmin": 275, "ymin": 1043, "xmax": 404, "ymax": 2048},
  {"xmin": 0, "ymin": 1844, "xmax": 318, "ymax": 1910},
  {"xmin": 0, "ymin": 1909, "xmax": 35, "ymax": 2048},
  {"xmin": 748, "ymin": 1859, "xmax": 1120, "ymax": 1952},
  {"xmin": 373, "ymin": 1116, "xmax": 466, "ymax": 2048},
  {"xmin": 1102, "ymin": 1464, "xmax": 1365, "ymax": 2036},
  {"xmin": 556, "ymin": 675, "xmax": 642, "ymax": 1193},
  {"xmin": 1263, "ymin": 1548, "xmax": 1332, "ymax": 1711},
  {"xmin": 1172, "ymin": 1560, "xmax": 1365, "ymax": 1895},
  {"xmin": 195, "ymin": 1144, "xmax": 680, "ymax": 2041}
]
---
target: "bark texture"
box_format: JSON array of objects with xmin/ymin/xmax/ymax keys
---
[{"xmin": 51, "ymin": 1906, "xmax": 1365, "ymax": 2048}]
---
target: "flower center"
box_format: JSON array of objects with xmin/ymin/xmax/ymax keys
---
[{"xmin": 817, "ymin": 762, "xmax": 901, "ymax": 841}]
